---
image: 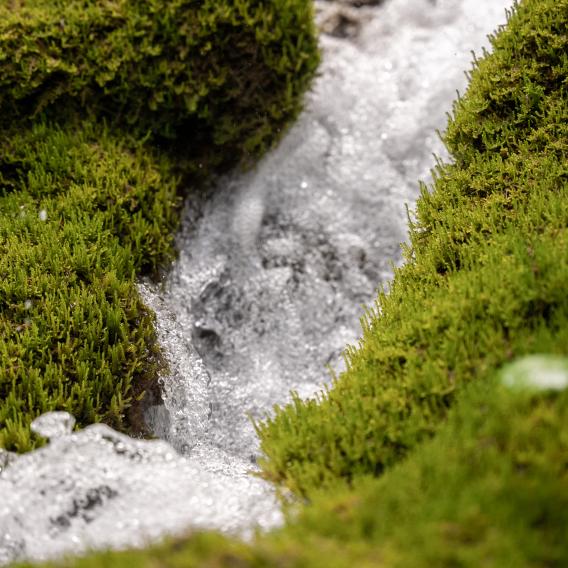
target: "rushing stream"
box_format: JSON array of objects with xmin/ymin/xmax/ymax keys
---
[{"xmin": 0, "ymin": 0, "xmax": 512, "ymax": 564}]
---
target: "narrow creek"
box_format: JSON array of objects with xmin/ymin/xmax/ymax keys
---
[{"xmin": 0, "ymin": 0, "xmax": 511, "ymax": 564}]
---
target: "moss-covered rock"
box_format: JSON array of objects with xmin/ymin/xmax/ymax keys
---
[
  {"xmin": 0, "ymin": 0, "xmax": 319, "ymax": 451},
  {"xmin": 0, "ymin": 120, "xmax": 179, "ymax": 451},
  {"xmin": 0, "ymin": 0, "xmax": 319, "ymax": 167},
  {"xmin": 256, "ymin": 0, "xmax": 568, "ymax": 496}
]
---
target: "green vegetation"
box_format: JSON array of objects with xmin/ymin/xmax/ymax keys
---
[
  {"xmin": 256, "ymin": 0, "xmax": 568, "ymax": 496},
  {"xmin": 0, "ymin": 0, "xmax": 319, "ymax": 167},
  {"xmin": 0, "ymin": 120, "xmax": 179, "ymax": 451},
  {"xmin": 25, "ymin": 357, "xmax": 568, "ymax": 567},
  {"xmin": 5, "ymin": 0, "xmax": 568, "ymax": 565},
  {"xmin": 0, "ymin": 0, "xmax": 319, "ymax": 451}
]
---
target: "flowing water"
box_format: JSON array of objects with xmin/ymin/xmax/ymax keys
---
[{"xmin": 0, "ymin": 0, "xmax": 512, "ymax": 564}]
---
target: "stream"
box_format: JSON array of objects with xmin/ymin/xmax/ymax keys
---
[{"xmin": 0, "ymin": 0, "xmax": 511, "ymax": 564}]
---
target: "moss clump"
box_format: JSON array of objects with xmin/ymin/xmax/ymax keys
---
[
  {"xmin": 285, "ymin": 361, "xmax": 568, "ymax": 567},
  {"xmin": 0, "ymin": 0, "xmax": 319, "ymax": 167},
  {"xmin": 0, "ymin": 119, "xmax": 179, "ymax": 451},
  {"xmin": 0, "ymin": 0, "xmax": 319, "ymax": 451},
  {"xmin": 256, "ymin": 0, "xmax": 568, "ymax": 496},
  {"xmin": 24, "ymin": 357, "xmax": 568, "ymax": 567}
]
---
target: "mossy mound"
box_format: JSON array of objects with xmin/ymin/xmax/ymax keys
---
[
  {"xmin": 0, "ymin": 0, "xmax": 319, "ymax": 451},
  {"xmin": 25, "ymin": 357, "xmax": 568, "ymax": 567},
  {"xmin": 0, "ymin": 120, "xmax": 179, "ymax": 451},
  {"xmin": 0, "ymin": 0, "xmax": 319, "ymax": 166},
  {"xmin": 256, "ymin": 0, "xmax": 568, "ymax": 496},
  {"xmin": 284, "ymin": 359, "xmax": 568, "ymax": 567}
]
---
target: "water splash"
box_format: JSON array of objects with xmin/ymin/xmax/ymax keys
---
[
  {"xmin": 0, "ymin": 415, "xmax": 282, "ymax": 566},
  {"xmin": 31, "ymin": 411, "xmax": 75, "ymax": 441},
  {"xmin": 150, "ymin": 0, "xmax": 512, "ymax": 461}
]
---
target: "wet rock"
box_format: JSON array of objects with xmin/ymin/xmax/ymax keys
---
[
  {"xmin": 192, "ymin": 323, "xmax": 223, "ymax": 367},
  {"xmin": 0, "ymin": 449, "xmax": 17, "ymax": 474},
  {"xmin": 50, "ymin": 485, "xmax": 119, "ymax": 530},
  {"xmin": 320, "ymin": 9, "xmax": 362, "ymax": 38},
  {"xmin": 317, "ymin": 0, "xmax": 386, "ymax": 38}
]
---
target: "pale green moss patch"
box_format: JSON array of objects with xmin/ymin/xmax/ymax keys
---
[{"xmin": 500, "ymin": 355, "xmax": 568, "ymax": 392}]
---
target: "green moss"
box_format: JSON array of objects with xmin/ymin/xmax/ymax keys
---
[
  {"xmin": 256, "ymin": 0, "xmax": 568, "ymax": 496},
  {"xmin": 0, "ymin": 119, "xmax": 180, "ymax": 451},
  {"xmin": 289, "ymin": 363, "xmax": 568, "ymax": 567},
  {"xmin": 0, "ymin": 0, "xmax": 319, "ymax": 168},
  {"xmin": 0, "ymin": 0, "xmax": 319, "ymax": 451},
  {"xmin": 23, "ymin": 357, "xmax": 568, "ymax": 567}
]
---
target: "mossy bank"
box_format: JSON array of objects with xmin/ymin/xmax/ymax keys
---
[
  {"xmin": 24, "ymin": 356, "xmax": 568, "ymax": 567},
  {"xmin": 0, "ymin": 0, "xmax": 319, "ymax": 451},
  {"xmin": 0, "ymin": 0, "xmax": 319, "ymax": 166},
  {"xmin": 6, "ymin": 0, "xmax": 568, "ymax": 565}
]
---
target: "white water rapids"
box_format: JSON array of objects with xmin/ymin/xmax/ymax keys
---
[{"xmin": 0, "ymin": 0, "xmax": 512, "ymax": 564}]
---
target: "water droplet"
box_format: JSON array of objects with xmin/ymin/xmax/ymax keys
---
[{"xmin": 39, "ymin": 210, "xmax": 48, "ymax": 222}]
